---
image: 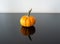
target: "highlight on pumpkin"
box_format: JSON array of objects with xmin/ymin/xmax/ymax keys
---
[
  {"xmin": 20, "ymin": 26, "xmax": 35, "ymax": 41},
  {"xmin": 20, "ymin": 9, "xmax": 36, "ymax": 27}
]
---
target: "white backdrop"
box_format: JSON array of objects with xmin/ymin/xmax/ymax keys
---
[{"xmin": 0, "ymin": 0, "xmax": 60, "ymax": 13}]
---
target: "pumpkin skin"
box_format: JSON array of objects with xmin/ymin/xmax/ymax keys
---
[
  {"xmin": 20, "ymin": 9, "xmax": 36, "ymax": 27},
  {"xmin": 20, "ymin": 26, "xmax": 35, "ymax": 36},
  {"xmin": 20, "ymin": 15, "xmax": 36, "ymax": 27}
]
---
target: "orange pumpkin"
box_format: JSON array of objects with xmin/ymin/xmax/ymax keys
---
[{"xmin": 20, "ymin": 9, "xmax": 36, "ymax": 27}]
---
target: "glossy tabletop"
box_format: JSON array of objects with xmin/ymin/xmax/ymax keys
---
[{"xmin": 0, "ymin": 13, "xmax": 60, "ymax": 44}]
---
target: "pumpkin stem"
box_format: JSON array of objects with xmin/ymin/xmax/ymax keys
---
[
  {"xmin": 28, "ymin": 35, "xmax": 32, "ymax": 41},
  {"xmin": 28, "ymin": 8, "xmax": 32, "ymax": 16}
]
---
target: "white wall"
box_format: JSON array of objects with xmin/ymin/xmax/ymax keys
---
[{"xmin": 0, "ymin": 0, "xmax": 60, "ymax": 13}]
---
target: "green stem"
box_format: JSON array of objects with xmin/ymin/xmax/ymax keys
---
[{"xmin": 28, "ymin": 8, "xmax": 32, "ymax": 16}]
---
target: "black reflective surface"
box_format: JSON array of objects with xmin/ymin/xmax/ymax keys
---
[{"xmin": 0, "ymin": 13, "xmax": 60, "ymax": 44}]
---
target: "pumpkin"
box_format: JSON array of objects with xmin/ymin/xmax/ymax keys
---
[
  {"xmin": 20, "ymin": 9, "xmax": 36, "ymax": 27},
  {"xmin": 20, "ymin": 26, "xmax": 35, "ymax": 41}
]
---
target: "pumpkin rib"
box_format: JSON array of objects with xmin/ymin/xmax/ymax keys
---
[
  {"xmin": 29, "ymin": 17, "xmax": 31, "ymax": 26},
  {"xmin": 30, "ymin": 16, "xmax": 36, "ymax": 26},
  {"xmin": 25, "ymin": 18, "xmax": 27, "ymax": 26},
  {"xmin": 21, "ymin": 16, "xmax": 27, "ymax": 26},
  {"xmin": 26, "ymin": 18, "xmax": 30, "ymax": 27},
  {"xmin": 30, "ymin": 17, "xmax": 33, "ymax": 26}
]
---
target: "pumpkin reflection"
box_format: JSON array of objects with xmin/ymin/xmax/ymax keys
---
[{"xmin": 20, "ymin": 26, "xmax": 35, "ymax": 41}]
